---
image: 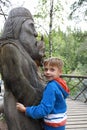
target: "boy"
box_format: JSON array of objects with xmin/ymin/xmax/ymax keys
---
[{"xmin": 16, "ymin": 57, "xmax": 70, "ymax": 130}]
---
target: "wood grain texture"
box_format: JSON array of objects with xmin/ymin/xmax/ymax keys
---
[{"xmin": 66, "ymin": 98, "xmax": 87, "ymax": 130}]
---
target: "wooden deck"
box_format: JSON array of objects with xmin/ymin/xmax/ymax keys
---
[
  {"xmin": 0, "ymin": 97, "xmax": 87, "ymax": 130},
  {"xmin": 66, "ymin": 98, "xmax": 87, "ymax": 130}
]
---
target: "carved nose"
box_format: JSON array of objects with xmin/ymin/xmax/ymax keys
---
[{"xmin": 34, "ymin": 31, "xmax": 38, "ymax": 37}]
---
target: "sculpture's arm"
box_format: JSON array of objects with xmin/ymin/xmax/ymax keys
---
[{"xmin": 0, "ymin": 43, "xmax": 37, "ymax": 106}]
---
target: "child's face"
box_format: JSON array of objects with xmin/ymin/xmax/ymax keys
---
[{"xmin": 44, "ymin": 64, "xmax": 62, "ymax": 81}]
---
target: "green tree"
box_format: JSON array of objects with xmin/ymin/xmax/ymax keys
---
[
  {"xmin": 43, "ymin": 27, "xmax": 87, "ymax": 75},
  {"xmin": 34, "ymin": 0, "xmax": 64, "ymax": 57}
]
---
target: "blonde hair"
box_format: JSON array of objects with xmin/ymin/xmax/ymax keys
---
[{"xmin": 44, "ymin": 57, "xmax": 64, "ymax": 70}]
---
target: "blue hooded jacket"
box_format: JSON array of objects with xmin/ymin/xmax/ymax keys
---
[{"xmin": 25, "ymin": 78, "xmax": 70, "ymax": 129}]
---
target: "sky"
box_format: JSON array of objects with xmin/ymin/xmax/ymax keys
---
[
  {"xmin": 0, "ymin": 0, "xmax": 87, "ymax": 32},
  {"xmin": 0, "ymin": 0, "xmax": 38, "ymax": 30}
]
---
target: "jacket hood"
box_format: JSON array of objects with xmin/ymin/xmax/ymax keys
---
[{"xmin": 54, "ymin": 78, "xmax": 70, "ymax": 99}]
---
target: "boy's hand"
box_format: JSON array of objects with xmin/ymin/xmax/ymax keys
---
[{"xmin": 16, "ymin": 102, "xmax": 26, "ymax": 112}]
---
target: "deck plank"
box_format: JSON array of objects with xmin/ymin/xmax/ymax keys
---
[{"xmin": 66, "ymin": 98, "xmax": 87, "ymax": 130}]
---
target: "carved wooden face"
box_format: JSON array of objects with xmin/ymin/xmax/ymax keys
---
[
  {"xmin": 19, "ymin": 19, "xmax": 38, "ymax": 53},
  {"xmin": 19, "ymin": 19, "xmax": 45, "ymax": 65}
]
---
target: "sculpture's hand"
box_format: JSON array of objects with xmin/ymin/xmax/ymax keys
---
[{"xmin": 16, "ymin": 102, "xmax": 26, "ymax": 112}]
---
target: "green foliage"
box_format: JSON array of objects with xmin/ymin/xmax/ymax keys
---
[
  {"xmin": 0, "ymin": 114, "xmax": 5, "ymax": 121},
  {"xmin": 34, "ymin": 0, "xmax": 63, "ymax": 34},
  {"xmin": 43, "ymin": 28, "xmax": 87, "ymax": 75}
]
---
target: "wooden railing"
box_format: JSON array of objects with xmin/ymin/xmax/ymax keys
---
[
  {"xmin": 0, "ymin": 74, "xmax": 87, "ymax": 103},
  {"xmin": 61, "ymin": 74, "xmax": 87, "ymax": 103}
]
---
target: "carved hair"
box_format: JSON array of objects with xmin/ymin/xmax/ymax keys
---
[{"xmin": 1, "ymin": 7, "xmax": 34, "ymax": 39}]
